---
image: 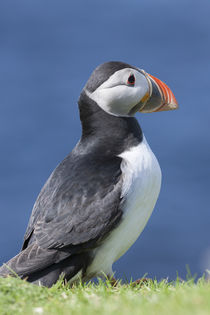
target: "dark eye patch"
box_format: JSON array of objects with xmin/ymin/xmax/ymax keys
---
[{"xmin": 127, "ymin": 74, "xmax": 135, "ymax": 85}]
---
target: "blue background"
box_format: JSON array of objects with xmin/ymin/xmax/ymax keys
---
[{"xmin": 0, "ymin": 0, "xmax": 210, "ymax": 281}]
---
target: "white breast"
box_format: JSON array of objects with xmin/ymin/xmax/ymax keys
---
[{"xmin": 86, "ymin": 136, "xmax": 162, "ymax": 278}]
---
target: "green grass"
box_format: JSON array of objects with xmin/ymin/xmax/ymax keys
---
[{"xmin": 0, "ymin": 276, "xmax": 210, "ymax": 315}]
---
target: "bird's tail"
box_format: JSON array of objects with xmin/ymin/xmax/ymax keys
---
[
  {"xmin": 0, "ymin": 244, "xmax": 88, "ymax": 287},
  {"xmin": 0, "ymin": 244, "xmax": 59, "ymax": 278}
]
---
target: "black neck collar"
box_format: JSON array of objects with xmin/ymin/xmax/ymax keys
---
[{"xmin": 76, "ymin": 91, "xmax": 143, "ymax": 157}]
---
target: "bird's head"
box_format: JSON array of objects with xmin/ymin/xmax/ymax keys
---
[{"xmin": 84, "ymin": 61, "xmax": 178, "ymax": 117}]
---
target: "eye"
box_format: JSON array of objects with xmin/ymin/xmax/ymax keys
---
[{"xmin": 127, "ymin": 74, "xmax": 135, "ymax": 86}]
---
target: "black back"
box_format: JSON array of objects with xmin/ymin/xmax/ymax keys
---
[{"xmin": 23, "ymin": 91, "xmax": 143, "ymax": 251}]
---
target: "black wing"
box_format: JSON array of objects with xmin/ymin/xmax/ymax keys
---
[{"xmin": 23, "ymin": 152, "xmax": 124, "ymax": 252}]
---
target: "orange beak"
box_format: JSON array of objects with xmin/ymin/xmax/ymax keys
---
[{"xmin": 139, "ymin": 72, "xmax": 178, "ymax": 113}]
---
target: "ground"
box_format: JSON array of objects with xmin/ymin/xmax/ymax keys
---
[{"xmin": 0, "ymin": 276, "xmax": 210, "ymax": 315}]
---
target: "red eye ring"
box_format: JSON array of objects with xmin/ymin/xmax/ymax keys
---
[{"xmin": 127, "ymin": 74, "xmax": 135, "ymax": 85}]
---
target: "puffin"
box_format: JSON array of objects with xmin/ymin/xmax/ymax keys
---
[{"xmin": 0, "ymin": 61, "xmax": 178, "ymax": 287}]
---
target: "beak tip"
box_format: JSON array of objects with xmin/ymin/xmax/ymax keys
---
[
  {"xmin": 158, "ymin": 100, "xmax": 179, "ymax": 112},
  {"xmin": 170, "ymin": 100, "xmax": 179, "ymax": 110},
  {"xmin": 170, "ymin": 96, "xmax": 179, "ymax": 110}
]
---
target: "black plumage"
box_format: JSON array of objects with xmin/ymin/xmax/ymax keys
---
[{"xmin": 0, "ymin": 63, "xmax": 143, "ymax": 286}]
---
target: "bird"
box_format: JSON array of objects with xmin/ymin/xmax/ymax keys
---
[{"xmin": 0, "ymin": 61, "xmax": 178, "ymax": 287}]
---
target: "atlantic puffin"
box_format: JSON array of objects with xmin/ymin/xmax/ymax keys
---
[{"xmin": 0, "ymin": 61, "xmax": 178, "ymax": 287}]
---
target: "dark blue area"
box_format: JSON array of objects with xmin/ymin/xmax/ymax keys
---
[{"xmin": 0, "ymin": 0, "xmax": 210, "ymax": 281}]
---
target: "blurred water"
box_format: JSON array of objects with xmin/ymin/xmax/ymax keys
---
[{"xmin": 0, "ymin": 0, "xmax": 210, "ymax": 281}]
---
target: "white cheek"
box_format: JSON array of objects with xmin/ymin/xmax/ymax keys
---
[
  {"xmin": 92, "ymin": 84, "xmax": 148, "ymax": 116},
  {"xmin": 85, "ymin": 68, "xmax": 150, "ymax": 117},
  {"xmin": 95, "ymin": 86, "xmax": 138, "ymax": 116}
]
